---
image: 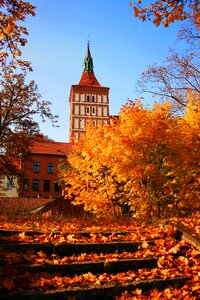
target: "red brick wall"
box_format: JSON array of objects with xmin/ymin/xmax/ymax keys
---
[
  {"xmin": 0, "ymin": 197, "xmax": 54, "ymax": 213},
  {"xmin": 21, "ymin": 154, "xmax": 65, "ymax": 198}
]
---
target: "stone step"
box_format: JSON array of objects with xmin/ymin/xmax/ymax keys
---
[
  {"xmin": 0, "ymin": 240, "xmax": 155, "ymax": 256},
  {"xmin": 0, "ymin": 276, "xmax": 190, "ymax": 300},
  {"xmin": 1, "ymin": 257, "xmax": 158, "ymax": 276},
  {"xmin": 0, "ymin": 229, "xmax": 165, "ymax": 237}
]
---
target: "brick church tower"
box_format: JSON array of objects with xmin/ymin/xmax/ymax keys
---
[{"xmin": 69, "ymin": 43, "xmax": 110, "ymax": 141}]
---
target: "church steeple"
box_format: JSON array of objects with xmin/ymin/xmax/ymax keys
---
[
  {"xmin": 69, "ymin": 43, "xmax": 110, "ymax": 141},
  {"xmin": 79, "ymin": 43, "xmax": 100, "ymax": 86},
  {"xmin": 83, "ymin": 42, "xmax": 94, "ymax": 72}
]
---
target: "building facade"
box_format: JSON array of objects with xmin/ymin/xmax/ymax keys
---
[
  {"xmin": 19, "ymin": 137, "xmax": 71, "ymax": 199},
  {"xmin": 69, "ymin": 43, "xmax": 110, "ymax": 141},
  {"xmin": 0, "ymin": 138, "xmax": 71, "ymax": 199}
]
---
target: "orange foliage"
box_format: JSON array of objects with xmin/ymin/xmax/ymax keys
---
[
  {"xmin": 0, "ymin": 0, "xmax": 35, "ymax": 70},
  {"xmin": 0, "ymin": 216, "xmax": 199, "ymax": 297},
  {"xmin": 61, "ymin": 99, "xmax": 200, "ymax": 219},
  {"xmin": 130, "ymin": 0, "xmax": 200, "ymax": 28}
]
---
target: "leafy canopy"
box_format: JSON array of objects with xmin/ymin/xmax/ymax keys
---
[
  {"xmin": 60, "ymin": 98, "xmax": 200, "ymax": 220},
  {"xmin": 130, "ymin": 0, "xmax": 200, "ymax": 28},
  {"xmin": 0, "ymin": 0, "xmax": 35, "ymax": 71}
]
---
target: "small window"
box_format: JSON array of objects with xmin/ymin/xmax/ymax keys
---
[
  {"xmin": 6, "ymin": 176, "xmax": 14, "ymax": 190},
  {"xmin": 43, "ymin": 180, "xmax": 50, "ymax": 192},
  {"xmin": 92, "ymin": 107, "xmax": 95, "ymax": 114},
  {"xmin": 86, "ymin": 107, "xmax": 90, "ymax": 114},
  {"xmin": 54, "ymin": 182, "xmax": 60, "ymax": 192},
  {"xmin": 33, "ymin": 162, "xmax": 40, "ymax": 173},
  {"xmin": 48, "ymin": 163, "xmax": 54, "ymax": 174},
  {"xmin": 32, "ymin": 179, "xmax": 39, "ymax": 191},
  {"xmin": 86, "ymin": 95, "xmax": 90, "ymax": 102},
  {"xmin": 92, "ymin": 96, "xmax": 95, "ymax": 102},
  {"xmin": 92, "ymin": 120, "xmax": 96, "ymax": 126}
]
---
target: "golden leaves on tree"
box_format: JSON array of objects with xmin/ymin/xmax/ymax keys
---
[
  {"xmin": 60, "ymin": 98, "xmax": 200, "ymax": 219},
  {"xmin": 0, "ymin": 0, "xmax": 36, "ymax": 71}
]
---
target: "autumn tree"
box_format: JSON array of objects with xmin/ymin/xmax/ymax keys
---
[
  {"xmin": 61, "ymin": 100, "xmax": 200, "ymax": 220},
  {"xmin": 0, "ymin": 72, "xmax": 58, "ymax": 178},
  {"xmin": 130, "ymin": 0, "xmax": 200, "ymax": 28},
  {"xmin": 0, "ymin": 1, "xmax": 59, "ymax": 182},
  {"xmin": 137, "ymin": 48, "xmax": 200, "ymax": 110},
  {"xmin": 135, "ymin": 8, "xmax": 200, "ymax": 110},
  {"xmin": 0, "ymin": 0, "xmax": 35, "ymax": 71},
  {"xmin": 60, "ymin": 123, "xmax": 126, "ymax": 217}
]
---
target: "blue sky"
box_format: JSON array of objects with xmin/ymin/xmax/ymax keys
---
[{"xmin": 22, "ymin": 0, "xmax": 183, "ymax": 142}]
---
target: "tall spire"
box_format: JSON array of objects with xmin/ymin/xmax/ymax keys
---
[
  {"xmin": 78, "ymin": 43, "xmax": 100, "ymax": 86},
  {"xmin": 83, "ymin": 42, "xmax": 94, "ymax": 72}
]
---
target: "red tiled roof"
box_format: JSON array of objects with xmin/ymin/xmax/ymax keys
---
[
  {"xmin": 30, "ymin": 141, "xmax": 71, "ymax": 155},
  {"xmin": 79, "ymin": 71, "xmax": 101, "ymax": 86}
]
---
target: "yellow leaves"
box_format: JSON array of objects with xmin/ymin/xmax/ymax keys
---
[
  {"xmin": 157, "ymin": 255, "xmax": 168, "ymax": 268},
  {"xmin": 0, "ymin": 1, "xmax": 35, "ymax": 71},
  {"xmin": 166, "ymin": 171, "xmax": 174, "ymax": 177},
  {"xmin": 133, "ymin": 288, "xmax": 142, "ymax": 295},
  {"xmin": 184, "ymin": 91, "xmax": 200, "ymax": 131},
  {"xmin": 101, "ymin": 235, "xmax": 109, "ymax": 243},
  {"xmin": 168, "ymin": 244, "xmax": 180, "ymax": 254},
  {"xmin": 0, "ymin": 22, "xmax": 13, "ymax": 38},
  {"xmin": 177, "ymin": 256, "xmax": 189, "ymax": 266},
  {"xmin": 60, "ymin": 99, "xmax": 200, "ymax": 219},
  {"xmin": 66, "ymin": 234, "xmax": 76, "ymax": 243},
  {"xmin": 104, "ymin": 257, "xmax": 118, "ymax": 265},
  {"xmin": 18, "ymin": 232, "xmax": 26, "ymax": 241},
  {"xmin": 130, "ymin": 0, "xmax": 197, "ymax": 27},
  {"xmin": 141, "ymin": 241, "xmax": 149, "ymax": 249}
]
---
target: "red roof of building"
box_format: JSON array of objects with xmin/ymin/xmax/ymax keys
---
[
  {"xmin": 30, "ymin": 141, "xmax": 71, "ymax": 155},
  {"xmin": 79, "ymin": 71, "xmax": 101, "ymax": 86}
]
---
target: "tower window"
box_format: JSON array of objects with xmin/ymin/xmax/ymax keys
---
[
  {"xmin": 103, "ymin": 95, "xmax": 107, "ymax": 103},
  {"xmin": 92, "ymin": 107, "xmax": 95, "ymax": 114},
  {"xmin": 80, "ymin": 94, "xmax": 84, "ymax": 102},
  {"xmin": 92, "ymin": 96, "xmax": 95, "ymax": 102},
  {"xmin": 97, "ymin": 95, "xmax": 102, "ymax": 103},
  {"xmin": 86, "ymin": 95, "xmax": 90, "ymax": 102},
  {"xmin": 80, "ymin": 118, "xmax": 84, "ymax": 129},
  {"xmin": 86, "ymin": 107, "xmax": 90, "ymax": 114}
]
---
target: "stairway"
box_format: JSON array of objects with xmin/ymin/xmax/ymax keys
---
[{"xmin": 0, "ymin": 223, "xmax": 199, "ymax": 299}]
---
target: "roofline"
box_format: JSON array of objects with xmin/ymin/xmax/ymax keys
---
[{"xmin": 71, "ymin": 85, "xmax": 110, "ymax": 90}]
